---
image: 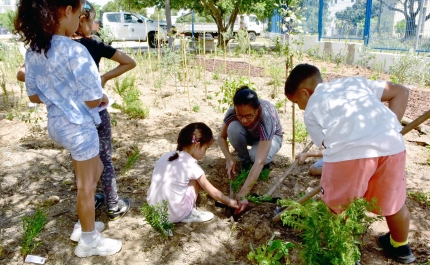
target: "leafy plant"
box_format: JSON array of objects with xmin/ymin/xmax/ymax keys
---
[
  {"xmin": 275, "ymin": 99, "xmax": 287, "ymax": 111},
  {"xmin": 231, "ymin": 167, "xmax": 270, "ymax": 193},
  {"xmin": 426, "ymin": 145, "xmax": 430, "ymax": 164},
  {"xmin": 357, "ymin": 46, "xmax": 376, "ymax": 68},
  {"xmin": 267, "ymin": 64, "xmax": 284, "ymax": 99},
  {"xmin": 248, "ymin": 234, "xmax": 294, "ymax": 265},
  {"xmin": 407, "ymin": 191, "xmax": 430, "ymax": 206},
  {"xmin": 234, "ymin": 28, "xmax": 250, "ymax": 56},
  {"xmin": 389, "ymin": 49, "xmax": 430, "ymax": 85},
  {"xmin": 121, "ymin": 148, "xmax": 140, "ymax": 175},
  {"xmin": 280, "ymin": 198, "xmax": 381, "ymax": 265},
  {"xmin": 21, "ymin": 209, "xmax": 48, "ymax": 256},
  {"xmin": 215, "ymin": 76, "xmax": 257, "ymax": 113},
  {"xmin": 291, "ymin": 121, "xmax": 308, "ymax": 144},
  {"xmin": 141, "ymin": 200, "xmax": 174, "ymax": 239},
  {"xmin": 246, "ymin": 194, "xmax": 273, "ymax": 204},
  {"xmin": 192, "ymin": 104, "xmax": 200, "ymax": 112}
]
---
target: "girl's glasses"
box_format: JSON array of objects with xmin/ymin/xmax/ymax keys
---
[{"xmin": 236, "ymin": 110, "xmax": 256, "ymax": 120}]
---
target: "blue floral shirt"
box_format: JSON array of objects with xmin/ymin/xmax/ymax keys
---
[{"xmin": 25, "ymin": 35, "xmax": 102, "ymax": 125}]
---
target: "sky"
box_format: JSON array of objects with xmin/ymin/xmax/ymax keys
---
[{"xmin": 91, "ymin": 0, "xmax": 110, "ymax": 7}]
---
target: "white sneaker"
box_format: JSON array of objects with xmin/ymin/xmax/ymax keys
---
[
  {"xmin": 70, "ymin": 221, "xmax": 105, "ymax": 242},
  {"xmin": 74, "ymin": 231, "xmax": 122, "ymax": 257},
  {"xmin": 181, "ymin": 208, "xmax": 214, "ymax": 223}
]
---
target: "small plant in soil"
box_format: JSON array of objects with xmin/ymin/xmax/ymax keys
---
[
  {"xmin": 246, "ymin": 194, "xmax": 273, "ymax": 204},
  {"xmin": 407, "ymin": 191, "xmax": 430, "ymax": 206},
  {"xmin": 248, "ymin": 234, "xmax": 294, "ymax": 265},
  {"xmin": 231, "ymin": 167, "xmax": 270, "ymax": 193},
  {"xmin": 121, "ymin": 147, "xmax": 140, "ymax": 175},
  {"xmin": 192, "ymin": 104, "xmax": 200, "ymax": 112},
  {"xmin": 426, "ymin": 145, "xmax": 430, "ymax": 164},
  {"xmin": 289, "ymin": 121, "xmax": 308, "ymax": 144},
  {"xmin": 279, "ymin": 198, "xmax": 381, "ymax": 265},
  {"xmin": 216, "ymin": 76, "xmax": 257, "ymax": 113},
  {"xmin": 21, "ymin": 209, "xmax": 48, "ymax": 256},
  {"xmin": 112, "ymin": 75, "xmax": 149, "ymax": 119},
  {"xmin": 275, "ymin": 99, "xmax": 287, "ymax": 111},
  {"xmin": 141, "ymin": 200, "xmax": 174, "ymax": 239}
]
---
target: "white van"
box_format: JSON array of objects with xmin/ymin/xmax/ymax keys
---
[{"xmin": 102, "ymin": 12, "xmax": 167, "ymax": 48}]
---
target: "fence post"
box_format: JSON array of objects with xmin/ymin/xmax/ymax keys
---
[
  {"xmin": 192, "ymin": 9, "xmax": 195, "ymax": 41},
  {"xmin": 318, "ymin": 0, "xmax": 323, "ymax": 41},
  {"xmin": 414, "ymin": 0, "xmax": 426, "ymax": 51},
  {"xmin": 363, "ymin": 0, "xmax": 373, "ymax": 46}
]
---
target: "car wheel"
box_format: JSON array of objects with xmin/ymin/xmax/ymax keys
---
[
  {"xmin": 148, "ymin": 32, "xmax": 157, "ymax": 48},
  {"xmin": 248, "ymin": 31, "xmax": 257, "ymax": 42}
]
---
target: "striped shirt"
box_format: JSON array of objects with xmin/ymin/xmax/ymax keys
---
[{"xmin": 224, "ymin": 100, "xmax": 282, "ymax": 141}]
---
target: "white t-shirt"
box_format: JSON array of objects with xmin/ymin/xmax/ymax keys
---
[
  {"xmin": 146, "ymin": 151, "xmax": 204, "ymax": 222},
  {"xmin": 304, "ymin": 77, "xmax": 405, "ymax": 162}
]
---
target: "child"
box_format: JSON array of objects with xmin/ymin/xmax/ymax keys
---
[
  {"xmin": 14, "ymin": 0, "xmax": 121, "ymax": 257},
  {"xmin": 285, "ymin": 63, "xmax": 414, "ymax": 263},
  {"xmin": 17, "ymin": 2, "xmax": 136, "ymax": 224},
  {"xmin": 147, "ymin": 122, "xmax": 239, "ymax": 222},
  {"xmin": 296, "ymin": 149, "xmax": 324, "ymax": 176}
]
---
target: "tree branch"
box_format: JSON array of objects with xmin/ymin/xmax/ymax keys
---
[{"xmin": 382, "ymin": 0, "xmax": 404, "ymax": 14}]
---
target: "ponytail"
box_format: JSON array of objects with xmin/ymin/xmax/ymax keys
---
[{"xmin": 168, "ymin": 123, "xmax": 213, "ymax": 162}]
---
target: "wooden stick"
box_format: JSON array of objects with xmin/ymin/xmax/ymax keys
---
[
  {"xmin": 265, "ymin": 141, "xmax": 314, "ymax": 197},
  {"xmin": 273, "ymin": 109, "xmax": 430, "ymax": 223}
]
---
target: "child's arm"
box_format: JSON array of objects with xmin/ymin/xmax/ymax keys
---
[
  {"xmin": 218, "ymin": 123, "xmax": 236, "ymax": 179},
  {"xmin": 17, "ymin": 64, "xmax": 25, "ymax": 82},
  {"xmin": 100, "ymin": 51, "xmax": 136, "ymax": 87},
  {"xmin": 296, "ymin": 149, "xmax": 324, "ymax": 164},
  {"xmin": 197, "ymin": 174, "xmax": 239, "ymax": 209},
  {"xmin": 380, "ymin": 82, "xmax": 409, "ymax": 121}
]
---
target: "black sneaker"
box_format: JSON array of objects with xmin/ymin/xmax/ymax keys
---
[
  {"xmin": 95, "ymin": 193, "xmax": 105, "ymax": 210},
  {"xmin": 107, "ymin": 198, "xmax": 130, "ymax": 221},
  {"xmin": 377, "ymin": 233, "xmax": 416, "ymax": 264}
]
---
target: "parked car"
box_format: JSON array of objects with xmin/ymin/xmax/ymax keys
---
[{"xmin": 102, "ymin": 12, "xmax": 167, "ymax": 48}]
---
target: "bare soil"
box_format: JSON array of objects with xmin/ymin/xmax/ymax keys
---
[{"xmin": 1, "ymin": 50, "xmax": 430, "ymax": 265}]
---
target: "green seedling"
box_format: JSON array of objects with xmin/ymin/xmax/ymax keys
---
[
  {"xmin": 215, "ymin": 77, "xmax": 257, "ymax": 113},
  {"xmin": 248, "ymin": 234, "xmax": 294, "ymax": 265},
  {"xmin": 141, "ymin": 200, "xmax": 174, "ymax": 239},
  {"xmin": 121, "ymin": 148, "xmax": 140, "ymax": 175},
  {"xmin": 279, "ymin": 198, "xmax": 381, "ymax": 264},
  {"xmin": 230, "ymin": 167, "xmax": 270, "ymax": 193},
  {"xmin": 246, "ymin": 194, "xmax": 273, "ymax": 204},
  {"xmin": 21, "ymin": 209, "xmax": 48, "ymax": 256},
  {"xmin": 192, "ymin": 104, "xmax": 200, "ymax": 112},
  {"xmin": 407, "ymin": 191, "xmax": 430, "ymax": 206}
]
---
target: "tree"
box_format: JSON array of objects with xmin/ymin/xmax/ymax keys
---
[
  {"xmin": 335, "ymin": 0, "xmax": 380, "ymax": 35},
  {"xmin": 134, "ymin": 0, "xmax": 281, "ymax": 47},
  {"xmin": 299, "ymin": 0, "xmax": 331, "ymax": 34},
  {"xmin": 0, "ymin": 10, "xmax": 16, "ymax": 32},
  {"xmin": 384, "ymin": 0, "xmax": 430, "ymax": 38},
  {"xmin": 101, "ymin": 0, "xmax": 147, "ymax": 14}
]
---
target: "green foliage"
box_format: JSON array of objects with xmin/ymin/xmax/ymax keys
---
[
  {"xmin": 215, "ymin": 77, "xmax": 257, "ymax": 113},
  {"xmin": 21, "ymin": 209, "xmax": 48, "ymax": 256},
  {"xmin": 192, "ymin": 104, "xmax": 200, "ymax": 112},
  {"xmin": 141, "ymin": 201, "xmax": 174, "ymax": 239},
  {"xmin": 234, "ymin": 29, "xmax": 250, "ymax": 56},
  {"xmin": 335, "ymin": 0, "xmax": 380, "ymax": 29},
  {"xmin": 279, "ymin": 198, "xmax": 381, "ymax": 265},
  {"xmin": 291, "ymin": 121, "xmax": 308, "ymax": 144},
  {"xmin": 121, "ymin": 148, "xmax": 140, "ymax": 175},
  {"xmin": 275, "ymin": 99, "xmax": 286, "ymax": 110},
  {"xmin": 231, "ymin": 167, "xmax": 270, "ymax": 193},
  {"xmin": 299, "ymin": 0, "xmax": 331, "ymax": 34},
  {"xmin": 357, "ymin": 46, "xmax": 376, "ymax": 68},
  {"xmin": 407, "ymin": 190, "xmax": 430, "ymax": 206},
  {"xmin": 389, "ymin": 49, "xmax": 430, "ymax": 86},
  {"xmin": 395, "ymin": 20, "xmax": 406, "ymax": 34},
  {"xmin": 267, "ymin": 64, "xmax": 284, "ymax": 99},
  {"xmin": 0, "ymin": 10, "xmax": 16, "ymax": 32},
  {"xmin": 248, "ymin": 235, "xmax": 294, "ymax": 265},
  {"xmin": 427, "ymin": 145, "xmax": 430, "ymax": 164},
  {"xmin": 98, "ymin": 27, "xmax": 115, "ymax": 45},
  {"xmin": 246, "ymin": 194, "xmax": 273, "ymax": 204},
  {"xmin": 112, "ymin": 74, "xmax": 150, "ymax": 119}
]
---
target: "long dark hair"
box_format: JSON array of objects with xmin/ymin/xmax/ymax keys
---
[
  {"xmin": 168, "ymin": 122, "xmax": 213, "ymax": 161},
  {"xmin": 233, "ymin": 86, "xmax": 260, "ymax": 109},
  {"xmin": 14, "ymin": 0, "xmax": 84, "ymax": 56}
]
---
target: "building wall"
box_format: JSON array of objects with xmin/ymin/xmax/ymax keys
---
[{"xmin": 0, "ymin": 0, "xmax": 17, "ymax": 13}]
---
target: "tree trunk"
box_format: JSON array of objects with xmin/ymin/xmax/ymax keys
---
[
  {"xmin": 405, "ymin": 17, "xmax": 416, "ymax": 38},
  {"xmin": 165, "ymin": 0, "xmax": 174, "ymax": 48}
]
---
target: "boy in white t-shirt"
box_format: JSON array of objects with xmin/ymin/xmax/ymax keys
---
[
  {"xmin": 147, "ymin": 122, "xmax": 239, "ymax": 223},
  {"xmin": 284, "ymin": 64, "xmax": 414, "ymax": 264}
]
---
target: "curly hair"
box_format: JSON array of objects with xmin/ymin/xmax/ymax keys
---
[{"xmin": 14, "ymin": 0, "xmax": 84, "ymax": 56}]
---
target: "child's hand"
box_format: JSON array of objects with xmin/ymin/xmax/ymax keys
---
[
  {"xmin": 234, "ymin": 197, "xmax": 249, "ymax": 214},
  {"xmin": 229, "ymin": 199, "xmax": 239, "ymax": 209},
  {"xmin": 295, "ymin": 153, "xmax": 308, "ymax": 164},
  {"xmin": 100, "ymin": 93, "xmax": 109, "ymax": 107},
  {"xmin": 226, "ymin": 159, "xmax": 236, "ymax": 179},
  {"xmin": 100, "ymin": 75, "xmax": 108, "ymax": 88}
]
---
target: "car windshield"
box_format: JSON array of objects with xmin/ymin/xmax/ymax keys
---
[{"xmin": 134, "ymin": 14, "xmax": 151, "ymax": 22}]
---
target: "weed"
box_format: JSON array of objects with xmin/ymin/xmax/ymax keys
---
[
  {"xmin": 248, "ymin": 234, "xmax": 294, "ymax": 265},
  {"xmin": 290, "ymin": 121, "xmax": 308, "ymax": 144},
  {"xmin": 121, "ymin": 148, "xmax": 140, "ymax": 175},
  {"xmin": 231, "ymin": 167, "xmax": 270, "ymax": 193},
  {"xmin": 266, "ymin": 64, "xmax": 284, "ymax": 99},
  {"xmin": 389, "ymin": 49, "xmax": 430, "ymax": 85},
  {"xmin": 246, "ymin": 194, "xmax": 273, "ymax": 204},
  {"xmin": 275, "ymin": 99, "xmax": 287, "ymax": 111},
  {"xmin": 426, "ymin": 145, "xmax": 430, "ymax": 164},
  {"xmin": 206, "ymin": 94, "xmax": 213, "ymax": 100},
  {"xmin": 279, "ymin": 198, "xmax": 381, "ymax": 264},
  {"xmin": 357, "ymin": 46, "xmax": 376, "ymax": 68},
  {"xmin": 112, "ymin": 74, "xmax": 149, "ymax": 119},
  {"xmin": 234, "ymin": 29, "xmax": 250, "ymax": 56},
  {"xmin": 21, "ymin": 209, "xmax": 48, "ymax": 256},
  {"xmin": 407, "ymin": 191, "xmax": 430, "ymax": 206},
  {"xmin": 215, "ymin": 76, "xmax": 257, "ymax": 113},
  {"xmin": 321, "ymin": 67, "xmax": 327, "ymax": 80},
  {"xmin": 192, "ymin": 104, "xmax": 200, "ymax": 112},
  {"xmin": 20, "ymin": 106, "xmax": 43, "ymax": 136},
  {"xmin": 369, "ymin": 73, "xmax": 379, "ymax": 80},
  {"xmin": 141, "ymin": 200, "xmax": 174, "ymax": 239},
  {"xmin": 307, "ymin": 45, "xmax": 321, "ymax": 60}
]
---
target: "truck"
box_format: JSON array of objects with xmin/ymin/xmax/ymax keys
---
[
  {"xmin": 102, "ymin": 12, "xmax": 168, "ymax": 48},
  {"xmin": 174, "ymin": 13, "xmax": 263, "ymax": 41}
]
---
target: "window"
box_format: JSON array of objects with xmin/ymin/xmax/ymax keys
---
[
  {"xmin": 106, "ymin": 13, "xmax": 120, "ymax": 23},
  {"xmin": 4, "ymin": 0, "xmax": 10, "ymax": 5}
]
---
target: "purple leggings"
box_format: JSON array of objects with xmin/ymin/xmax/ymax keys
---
[{"xmin": 97, "ymin": 109, "xmax": 119, "ymax": 209}]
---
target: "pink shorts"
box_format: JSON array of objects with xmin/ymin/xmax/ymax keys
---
[
  {"xmin": 320, "ymin": 151, "xmax": 406, "ymax": 216},
  {"xmin": 177, "ymin": 184, "xmax": 197, "ymax": 221}
]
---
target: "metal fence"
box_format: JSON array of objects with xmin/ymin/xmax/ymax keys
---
[{"xmin": 286, "ymin": 0, "xmax": 430, "ymax": 52}]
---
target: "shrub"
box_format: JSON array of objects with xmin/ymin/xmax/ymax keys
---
[
  {"xmin": 248, "ymin": 234, "xmax": 294, "ymax": 265},
  {"xmin": 141, "ymin": 201, "xmax": 174, "ymax": 239},
  {"xmin": 21, "ymin": 209, "xmax": 48, "ymax": 256},
  {"xmin": 215, "ymin": 77, "xmax": 257, "ymax": 113}
]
